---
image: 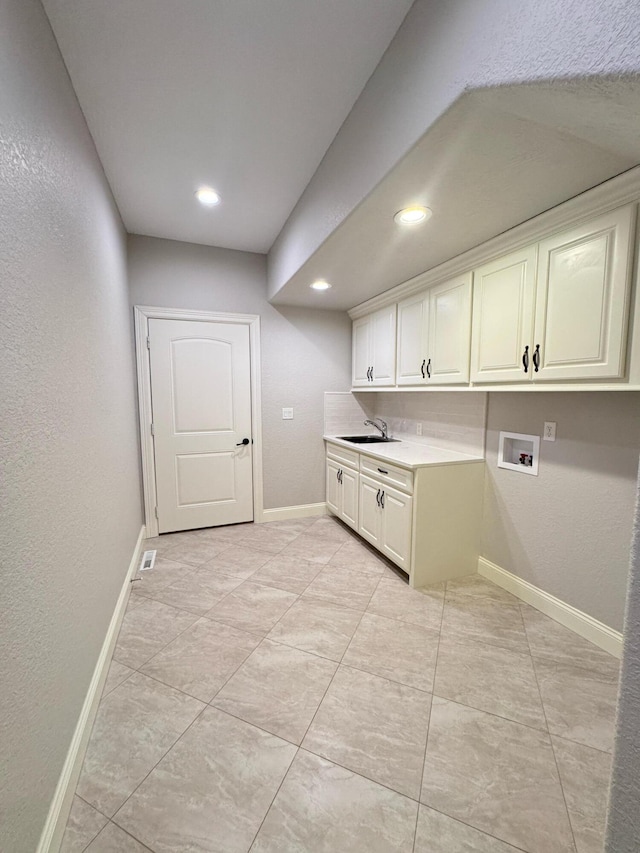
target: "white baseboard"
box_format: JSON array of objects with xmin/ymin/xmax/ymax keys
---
[
  {"xmin": 260, "ymin": 502, "xmax": 328, "ymax": 523},
  {"xmin": 477, "ymin": 557, "xmax": 623, "ymax": 658},
  {"xmin": 37, "ymin": 525, "xmax": 146, "ymax": 853}
]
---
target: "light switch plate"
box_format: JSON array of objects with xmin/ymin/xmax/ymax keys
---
[
  {"xmin": 282, "ymin": 407, "xmax": 294, "ymax": 420},
  {"xmin": 543, "ymin": 421, "xmax": 556, "ymax": 441}
]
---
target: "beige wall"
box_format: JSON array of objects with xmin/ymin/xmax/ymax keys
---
[
  {"xmin": 127, "ymin": 235, "xmax": 352, "ymax": 510},
  {"xmin": 0, "ymin": 1, "xmax": 143, "ymax": 850},
  {"xmin": 482, "ymin": 392, "xmax": 640, "ymax": 631}
]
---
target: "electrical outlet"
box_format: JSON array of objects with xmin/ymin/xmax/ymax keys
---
[
  {"xmin": 416, "ymin": 422, "xmax": 423, "ymax": 436},
  {"xmin": 282, "ymin": 407, "xmax": 293, "ymax": 420},
  {"xmin": 543, "ymin": 421, "xmax": 556, "ymax": 441}
]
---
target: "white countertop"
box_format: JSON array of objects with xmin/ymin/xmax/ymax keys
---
[{"xmin": 324, "ymin": 435, "xmax": 484, "ymax": 470}]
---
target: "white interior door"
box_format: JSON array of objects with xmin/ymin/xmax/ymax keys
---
[{"xmin": 149, "ymin": 318, "xmax": 253, "ymax": 533}]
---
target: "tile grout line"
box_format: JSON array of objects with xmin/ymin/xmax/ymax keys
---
[{"xmin": 518, "ymin": 600, "xmax": 580, "ymax": 853}]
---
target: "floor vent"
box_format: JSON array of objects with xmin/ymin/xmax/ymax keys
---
[{"xmin": 139, "ymin": 550, "xmax": 157, "ymax": 572}]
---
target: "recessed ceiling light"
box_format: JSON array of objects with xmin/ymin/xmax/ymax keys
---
[
  {"xmin": 310, "ymin": 280, "xmax": 332, "ymax": 291},
  {"xmin": 195, "ymin": 186, "xmax": 221, "ymax": 206},
  {"xmin": 394, "ymin": 205, "xmax": 432, "ymax": 225}
]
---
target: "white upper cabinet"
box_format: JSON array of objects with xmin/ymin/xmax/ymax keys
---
[
  {"xmin": 533, "ymin": 205, "xmax": 635, "ymax": 381},
  {"xmin": 471, "ymin": 205, "xmax": 635, "ymax": 384},
  {"xmin": 396, "ymin": 273, "xmax": 472, "ymax": 386},
  {"xmin": 470, "ymin": 246, "xmax": 538, "ymax": 383},
  {"xmin": 352, "ymin": 305, "xmax": 397, "ymax": 387}
]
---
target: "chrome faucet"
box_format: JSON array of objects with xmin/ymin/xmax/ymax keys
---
[{"xmin": 364, "ymin": 418, "xmax": 388, "ymax": 439}]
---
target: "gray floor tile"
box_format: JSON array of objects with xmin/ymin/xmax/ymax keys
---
[
  {"xmin": 267, "ymin": 597, "xmax": 362, "ymax": 661},
  {"xmin": 421, "ymin": 697, "xmax": 575, "ymax": 852},
  {"xmin": 251, "ymin": 750, "xmax": 418, "ymax": 852},
  {"xmin": 278, "ymin": 533, "xmax": 344, "ymax": 565},
  {"xmin": 60, "ymin": 796, "xmax": 107, "ymax": 853},
  {"xmin": 212, "ymin": 639, "xmax": 337, "ymax": 744},
  {"xmin": 521, "ymin": 604, "xmax": 620, "ymax": 677},
  {"xmin": 205, "ymin": 581, "xmax": 297, "ymax": 636},
  {"xmin": 143, "ymin": 569, "xmax": 243, "ymax": 615},
  {"xmin": 131, "ymin": 555, "xmax": 195, "ymax": 598},
  {"xmin": 76, "ymin": 672, "xmax": 203, "ymax": 816},
  {"xmin": 414, "ymin": 806, "xmax": 522, "ymax": 852},
  {"xmin": 434, "ymin": 636, "xmax": 546, "ymax": 730},
  {"xmin": 342, "ymin": 612, "xmax": 438, "ymax": 691},
  {"xmin": 534, "ymin": 657, "xmax": 619, "ymax": 752},
  {"xmin": 85, "ymin": 822, "xmax": 152, "ymax": 851},
  {"xmin": 202, "ymin": 545, "xmax": 273, "ymax": 579},
  {"xmin": 303, "ymin": 665, "xmax": 431, "ymax": 798},
  {"xmin": 302, "ymin": 566, "xmax": 380, "ymax": 610},
  {"xmin": 236, "ymin": 525, "xmax": 297, "ymax": 554},
  {"xmin": 327, "ymin": 538, "xmax": 388, "ymax": 574},
  {"xmin": 445, "ymin": 574, "xmax": 519, "ymax": 605},
  {"xmin": 141, "ymin": 618, "xmax": 261, "ymax": 702},
  {"xmin": 101, "ymin": 661, "xmax": 135, "ymax": 698},
  {"xmin": 113, "ymin": 598, "xmax": 199, "ymax": 669},
  {"xmin": 552, "ymin": 736, "xmax": 612, "ymax": 853},
  {"xmin": 367, "ymin": 576, "xmax": 444, "ymax": 629},
  {"xmin": 249, "ymin": 554, "xmax": 323, "ymax": 594},
  {"xmin": 114, "ymin": 708, "xmax": 297, "ymax": 853},
  {"xmin": 163, "ymin": 538, "xmax": 233, "ymax": 567},
  {"xmin": 441, "ymin": 595, "xmax": 529, "ymax": 654}
]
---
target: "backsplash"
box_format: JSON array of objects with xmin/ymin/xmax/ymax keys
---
[
  {"xmin": 324, "ymin": 390, "xmax": 487, "ymax": 456},
  {"xmin": 368, "ymin": 391, "xmax": 487, "ymax": 456},
  {"xmin": 324, "ymin": 391, "xmax": 375, "ymax": 435}
]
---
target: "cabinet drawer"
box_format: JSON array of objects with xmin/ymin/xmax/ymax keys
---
[
  {"xmin": 326, "ymin": 442, "xmax": 359, "ymax": 471},
  {"xmin": 360, "ymin": 455, "xmax": 414, "ymax": 494}
]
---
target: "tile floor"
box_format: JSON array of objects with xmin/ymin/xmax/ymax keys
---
[{"xmin": 62, "ymin": 516, "xmax": 619, "ymax": 853}]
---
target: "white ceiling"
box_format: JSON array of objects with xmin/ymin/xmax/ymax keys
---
[
  {"xmin": 42, "ymin": 0, "xmax": 413, "ymax": 253},
  {"xmin": 272, "ymin": 81, "xmax": 640, "ymax": 310}
]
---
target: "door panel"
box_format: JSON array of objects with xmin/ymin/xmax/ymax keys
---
[
  {"xmin": 534, "ymin": 205, "xmax": 634, "ymax": 381},
  {"xmin": 149, "ymin": 318, "xmax": 253, "ymax": 532},
  {"xmin": 428, "ymin": 273, "xmax": 472, "ymax": 384},
  {"xmin": 380, "ymin": 485, "xmax": 413, "ymax": 571},
  {"xmin": 358, "ymin": 476, "xmax": 382, "ymax": 548},
  {"xmin": 341, "ymin": 467, "xmax": 359, "ymax": 529},
  {"xmin": 471, "ymin": 247, "xmax": 537, "ymax": 383},
  {"xmin": 352, "ymin": 317, "xmax": 371, "ymax": 387},
  {"xmin": 326, "ymin": 459, "xmax": 341, "ymax": 516},
  {"xmin": 396, "ymin": 294, "xmax": 428, "ymax": 385},
  {"xmin": 371, "ymin": 305, "xmax": 397, "ymax": 386}
]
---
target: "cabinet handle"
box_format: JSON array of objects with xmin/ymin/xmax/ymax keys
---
[
  {"xmin": 376, "ymin": 488, "xmax": 381, "ymax": 507},
  {"xmin": 380, "ymin": 490, "xmax": 385, "ymax": 508},
  {"xmin": 336, "ymin": 469, "xmax": 340, "ymax": 483},
  {"xmin": 420, "ymin": 359, "xmax": 426, "ymax": 379},
  {"xmin": 370, "ymin": 366, "xmax": 374, "ymax": 381},
  {"xmin": 377, "ymin": 467, "xmax": 388, "ymax": 475},
  {"xmin": 533, "ymin": 344, "xmax": 540, "ymax": 373},
  {"xmin": 426, "ymin": 358, "xmax": 431, "ymax": 379},
  {"xmin": 366, "ymin": 366, "xmax": 371, "ymax": 381},
  {"xmin": 522, "ymin": 345, "xmax": 529, "ymax": 373}
]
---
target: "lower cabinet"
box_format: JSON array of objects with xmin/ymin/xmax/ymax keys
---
[
  {"xmin": 326, "ymin": 441, "xmax": 485, "ymax": 588},
  {"xmin": 358, "ymin": 474, "xmax": 412, "ymax": 573},
  {"xmin": 326, "ymin": 458, "xmax": 358, "ymax": 529}
]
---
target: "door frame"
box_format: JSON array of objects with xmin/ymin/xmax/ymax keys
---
[{"xmin": 134, "ymin": 305, "xmax": 264, "ymax": 537}]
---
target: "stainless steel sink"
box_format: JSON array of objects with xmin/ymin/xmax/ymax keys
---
[{"xmin": 337, "ymin": 435, "xmax": 400, "ymax": 444}]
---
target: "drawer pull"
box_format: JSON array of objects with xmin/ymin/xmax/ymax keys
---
[
  {"xmin": 376, "ymin": 488, "xmax": 381, "ymax": 507},
  {"xmin": 377, "ymin": 467, "xmax": 389, "ymax": 475},
  {"xmin": 380, "ymin": 490, "xmax": 385, "ymax": 508}
]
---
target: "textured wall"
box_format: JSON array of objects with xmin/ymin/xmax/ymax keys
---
[
  {"xmin": 0, "ymin": 1, "xmax": 143, "ymax": 850},
  {"xmin": 127, "ymin": 235, "xmax": 352, "ymax": 509},
  {"xmin": 605, "ymin": 468, "xmax": 640, "ymax": 851},
  {"xmin": 268, "ymin": 0, "xmax": 640, "ymax": 297},
  {"xmin": 482, "ymin": 393, "xmax": 640, "ymax": 631}
]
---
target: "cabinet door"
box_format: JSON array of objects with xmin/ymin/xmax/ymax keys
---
[
  {"xmin": 358, "ymin": 475, "xmax": 382, "ymax": 548},
  {"xmin": 470, "ymin": 246, "xmax": 537, "ymax": 383},
  {"xmin": 326, "ymin": 459, "xmax": 341, "ymax": 517},
  {"xmin": 341, "ymin": 467, "xmax": 359, "ymax": 529},
  {"xmin": 533, "ymin": 205, "xmax": 635, "ymax": 381},
  {"xmin": 371, "ymin": 305, "xmax": 397, "ymax": 386},
  {"xmin": 380, "ymin": 484, "xmax": 413, "ymax": 572},
  {"xmin": 428, "ymin": 273, "xmax": 472, "ymax": 384},
  {"xmin": 396, "ymin": 293, "xmax": 429, "ymax": 385},
  {"xmin": 352, "ymin": 316, "xmax": 372, "ymax": 387}
]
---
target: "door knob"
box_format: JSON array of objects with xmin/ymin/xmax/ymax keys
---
[{"xmin": 236, "ymin": 438, "xmax": 250, "ymax": 446}]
